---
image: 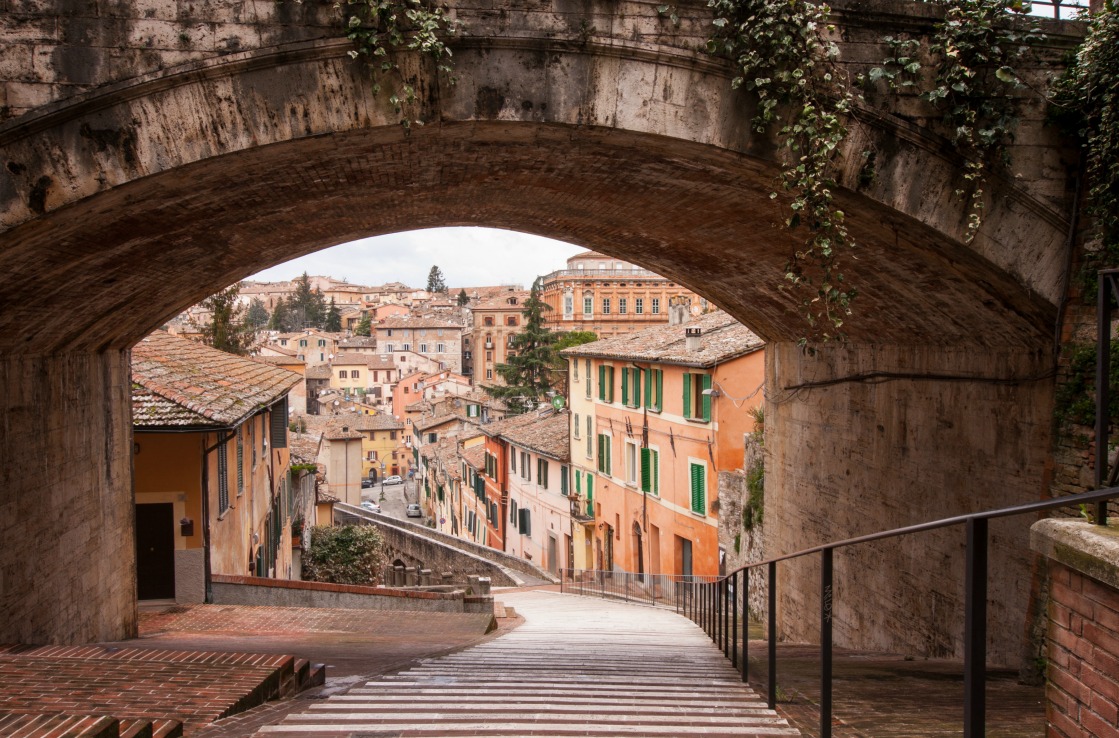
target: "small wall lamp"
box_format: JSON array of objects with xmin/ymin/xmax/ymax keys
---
[{"xmin": 180, "ymin": 517, "xmax": 194, "ymax": 537}]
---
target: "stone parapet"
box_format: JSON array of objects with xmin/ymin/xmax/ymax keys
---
[{"xmin": 1030, "ymin": 518, "xmax": 1119, "ymax": 738}]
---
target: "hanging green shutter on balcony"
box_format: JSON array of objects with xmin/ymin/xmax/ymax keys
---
[
  {"xmin": 587, "ymin": 474, "xmax": 594, "ymax": 503},
  {"xmin": 575, "ymin": 469, "xmax": 582, "ymax": 495},
  {"xmin": 683, "ymin": 373, "xmax": 693, "ymax": 418},
  {"xmin": 690, "ymin": 463, "xmax": 706, "ymax": 514},
  {"xmin": 702, "ymin": 374, "xmax": 712, "ymax": 421}
]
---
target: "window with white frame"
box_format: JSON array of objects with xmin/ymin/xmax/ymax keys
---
[
  {"xmin": 574, "ymin": 413, "xmax": 580, "ymax": 438},
  {"xmin": 619, "ymin": 298, "xmax": 627, "ymax": 314},
  {"xmin": 602, "ymin": 298, "xmax": 611, "ymax": 315},
  {"xmin": 635, "ymin": 298, "xmax": 644, "ymax": 314},
  {"xmin": 585, "ymin": 416, "xmax": 593, "ymax": 457},
  {"xmin": 420, "ymin": 344, "xmax": 428, "ymax": 353},
  {"xmin": 624, "ymin": 439, "xmax": 639, "ymax": 486},
  {"xmin": 651, "ymin": 298, "xmax": 660, "ymax": 314}
]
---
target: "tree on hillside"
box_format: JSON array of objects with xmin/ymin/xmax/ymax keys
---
[
  {"xmin": 289, "ymin": 272, "xmax": 327, "ymax": 329},
  {"xmin": 269, "ymin": 296, "xmax": 292, "ymax": 331},
  {"xmin": 324, "ymin": 297, "xmax": 342, "ymax": 332},
  {"xmin": 457, "ymin": 288, "xmax": 469, "ymax": 307},
  {"xmin": 245, "ymin": 297, "xmax": 270, "ymax": 329},
  {"xmin": 487, "ymin": 278, "xmax": 559, "ymax": 414},
  {"xmin": 195, "ymin": 283, "xmax": 253, "ymax": 355},
  {"xmin": 354, "ymin": 313, "xmax": 372, "ymax": 337},
  {"xmin": 303, "ymin": 525, "xmax": 386, "ymax": 585},
  {"xmin": 426, "ymin": 265, "xmax": 447, "ymax": 294},
  {"xmin": 552, "ymin": 330, "xmax": 598, "ymax": 391}
]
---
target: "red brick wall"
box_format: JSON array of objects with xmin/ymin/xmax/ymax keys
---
[{"xmin": 1046, "ymin": 561, "xmax": 1119, "ymax": 738}]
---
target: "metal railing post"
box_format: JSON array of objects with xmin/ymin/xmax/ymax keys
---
[
  {"xmin": 724, "ymin": 578, "xmax": 731, "ymax": 657},
  {"xmin": 768, "ymin": 561, "xmax": 777, "ymax": 710},
  {"xmin": 964, "ymin": 517, "xmax": 988, "ymax": 738},
  {"xmin": 1096, "ymin": 271, "xmax": 1116, "ymax": 527},
  {"xmin": 742, "ymin": 567, "xmax": 750, "ymax": 683},
  {"xmin": 821, "ymin": 547, "xmax": 834, "ymax": 738},
  {"xmin": 732, "ymin": 571, "xmax": 739, "ymax": 669}
]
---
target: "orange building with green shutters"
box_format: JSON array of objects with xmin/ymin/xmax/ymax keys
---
[{"xmin": 562, "ymin": 311, "xmax": 764, "ymax": 578}]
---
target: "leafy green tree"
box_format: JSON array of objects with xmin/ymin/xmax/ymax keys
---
[
  {"xmin": 289, "ymin": 272, "xmax": 327, "ymax": 329},
  {"xmin": 549, "ymin": 330, "xmax": 598, "ymax": 399},
  {"xmin": 269, "ymin": 296, "xmax": 292, "ymax": 331},
  {"xmin": 426, "ymin": 265, "xmax": 447, "ymax": 293},
  {"xmin": 457, "ymin": 288, "xmax": 469, "ymax": 307},
  {"xmin": 245, "ymin": 297, "xmax": 269, "ymax": 329},
  {"xmin": 354, "ymin": 313, "xmax": 372, "ymax": 337},
  {"xmin": 302, "ymin": 525, "xmax": 386, "ymax": 585},
  {"xmin": 324, "ymin": 297, "xmax": 342, "ymax": 332},
  {"xmin": 487, "ymin": 278, "xmax": 559, "ymax": 414},
  {"xmin": 195, "ymin": 283, "xmax": 253, "ymax": 355}
]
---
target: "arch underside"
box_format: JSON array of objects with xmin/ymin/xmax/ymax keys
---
[{"xmin": 0, "ymin": 120, "xmax": 1056, "ymax": 353}]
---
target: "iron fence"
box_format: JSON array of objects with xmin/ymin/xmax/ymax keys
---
[
  {"xmin": 679, "ymin": 485, "xmax": 1119, "ymax": 738},
  {"xmin": 559, "ymin": 569, "xmax": 718, "ymax": 608}
]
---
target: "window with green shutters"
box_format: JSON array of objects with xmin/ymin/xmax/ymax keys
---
[
  {"xmin": 689, "ymin": 461, "xmax": 706, "ymax": 514},
  {"xmin": 682, "ymin": 373, "xmax": 712, "ymax": 421},
  {"xmin": 586, "ymin": 474, "xmax": 595, "ymax": 516},
  {"xmin": 644, "ymin": 369, "xmax": 663, "ymax": 412},
  {"xmin": 597, "ymin": 434, "xmax": 612, "ymax": 475},
  {"xmin": 598, "ymin": 365, "xmax": 615, "ymax": 403},
  {"xmin": 236, "ymin": 429, "xmax": 244, "ymax": 495},
  {"xmin": 641, "ymin": 447, "xmax": 660, "ymax": 495},
  {"xmin": 622, "ymin": 367, "xmax": 641, "ymax": 408},
  {"xmin": 561, "ymin": 465, "xmax": 569, "ymax": 495},
  {"xmin": 538, "ymin": 459, "xmax": 549, "ymax": 489},
  {"xmin": 518, "ymin": 507, "xmax": 532, "ymax": 536},
  {"xmin": 510, "ymin": 499, "xmax": 518, "ymax": 523},
  {"xmin": 575, "ymin": 469, "xmax": 582, "ymax": 496},
  {"xmin": 585, "ymin": 359, "xmax": 592, "ymax": 398},
  {"xmin": 217, "ymin": 441, "xmax": 229, "ymax": 513}
]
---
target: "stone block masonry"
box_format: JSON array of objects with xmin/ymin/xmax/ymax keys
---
[
  {"xmin": 1032, "ymin": 519, "xmax": 1119, "ymax": 738},
  {"xmin": 0, "ymin": 351, "xmax": 137, "ymax": 645}
]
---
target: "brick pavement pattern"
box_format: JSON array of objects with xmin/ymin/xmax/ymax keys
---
[
  {"xmin": 0, "ymin": 643, "xmax": 297, "ymax": 735},
  {"xmin": 258, "ymin": 590, "xmax": 799, "ymax": 736}
]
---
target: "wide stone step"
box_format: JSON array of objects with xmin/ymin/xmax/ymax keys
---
[{"xmin": 256, "ymin": 591, "xmax": 798, "ymax": 737}]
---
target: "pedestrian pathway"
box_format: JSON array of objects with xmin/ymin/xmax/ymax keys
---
[{"xmin": 257, "ymin": 590, "xmax": 799, "ymax": 737}]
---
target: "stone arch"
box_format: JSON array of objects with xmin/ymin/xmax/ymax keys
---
[{"xmin": 0, "ymin": 0, "xmax": 1085, "ymax": 663}]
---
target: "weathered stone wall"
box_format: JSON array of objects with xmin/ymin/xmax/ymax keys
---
[
  {"xmin": 211, "ymin": 573, "xmax": 489, "ymax": 614},
  {"xmin": 718, "ymin": 438, "xmax": 769, "ymax": 621},
  {"xmin": 0, "ymin": 351, "xmax": 136, "ymax": 644},
  {"xmin": 1031, "ymin": 519, "xmax": 1119, "ymax": 738},
  {"xmin": 334, "ymin": 506, "xmax": 521, "ymax": 586},
  {"xmin": 766, "ymin": 341, "xmax": 1055, "ymax": 666}
]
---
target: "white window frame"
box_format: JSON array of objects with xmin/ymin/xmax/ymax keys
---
[{"xmin": 624, "ymin": 439, "xmax": 639, "ymax": 487}]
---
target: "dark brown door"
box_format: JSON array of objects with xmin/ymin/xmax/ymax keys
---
[{"xmin": 135, "ymin": 503, "xmax": 176, "ymax": 600}]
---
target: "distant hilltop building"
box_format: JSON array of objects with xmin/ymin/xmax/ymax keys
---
[{"xmin": 539, "ymin": 251, "xmax": 706, "ymax": 339}]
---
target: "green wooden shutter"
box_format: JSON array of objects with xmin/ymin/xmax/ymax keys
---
[
  {"xmin": 598, "ymin": 365, "xmax": 606, "ymax": 401},
  {"xmin": 575, "ymin": 469, "xmax": 582, "ymax": 495},
  {"xmin": 640, "ymin": 447, "xmax": 652, "ymax": 492},
  {"xmin": 683, "ymin": 372, "xmax": 693, "ymax": 418},
  {"xmin": 656, "ymin": 370, "xmax": 663, "ymax": 411},
  {"xmin": 561, "ymin": 466, "xmax": 569, "ymax": 495},
  {"xmin": 587, "ymin": 474, "xmax": 594, "ymax": 502},
  {"xmin": 690, "ymin": 463, "xmax": 706, "ymax": 514},
  {"xmin": 621, "ymin": 367, "xmax": 629, "ymax": 406},
  {"xmin": 652, "ymin": 449, "xmax": 659, "ymax": 493},
  {"xmin": 632, "ymin": 369, "xmax": 641, "ymax": 408},
  {"xmin": 702, "ymin": 374, "xmax": 713, "ymax": 421},
  {"xmin": 644, "ymin": 369, "xmax": 652, "ymax": 409}
]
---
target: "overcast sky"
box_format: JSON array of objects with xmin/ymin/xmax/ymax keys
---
[{"xmin": 250, "ymin": 227, "xmax": 584, "ymax": 289}]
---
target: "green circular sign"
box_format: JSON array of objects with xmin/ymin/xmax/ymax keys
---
[{"xmin": 551, "ymin": 395, "xmax": 566, "ymax": 410}]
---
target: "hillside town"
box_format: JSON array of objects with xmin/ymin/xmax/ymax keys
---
[{"xmin": 136, "ymin": 250, "xmax": 767, "ymax": 603}]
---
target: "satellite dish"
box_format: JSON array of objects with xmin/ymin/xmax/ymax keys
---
[{"xmin": 551, "ymin": 396, "xmax": 566, "ymax": 410}]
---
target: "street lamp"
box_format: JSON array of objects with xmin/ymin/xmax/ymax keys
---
[{"xmin": 380, "ymin": 461, "xmax": 387, "ymax": 500}]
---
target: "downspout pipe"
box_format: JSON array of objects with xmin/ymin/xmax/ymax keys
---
[{"xmin": 201, "ymin": 430, "xmax": 231, "ymax": 604}]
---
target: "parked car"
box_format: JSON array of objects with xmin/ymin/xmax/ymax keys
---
[
  {"xmin": 360, "ymin": 500, "xmax": 381, "ymax": 513},
  {"xmin": 383, "ymin": 475, "xmax": 404, "ymax": 485},
  {"xmin": 361, "ymin": 478, "xmax": 374, "ymax": 489},
  {"xmin": 406, "ymin": 503, "xmax": 422, "ymax": 518}
]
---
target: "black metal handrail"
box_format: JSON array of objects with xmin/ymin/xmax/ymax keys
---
[{"xmin": 677, "ymin": 485, "xmax": 1119, "ymax": 738}]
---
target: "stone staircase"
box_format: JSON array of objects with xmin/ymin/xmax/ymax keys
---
[{"xmin": 256, "ymin": 591, "xmax": 799, "ymax": 737}]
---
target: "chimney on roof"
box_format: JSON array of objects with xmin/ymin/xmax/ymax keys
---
[
  {"xmin": 669, "ymin": 297, "xmax": 691, "ymax": 326},
  {"xmin": 685, "ymin": 327, "xmax": 702, "ymax": 352}
]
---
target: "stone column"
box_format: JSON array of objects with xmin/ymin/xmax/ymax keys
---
[
  {"xmin": 0, "ymin": 351, "xmax": 137, "ymax": 644},
  {"xmin": 765, "ymin": 341, "xmax": 1055, "ymax": 667}
]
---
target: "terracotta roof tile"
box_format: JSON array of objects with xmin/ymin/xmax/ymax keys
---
[
  {"xmin": 375, "ymin": 316, "xmax": 462, "ymax": 330},
  {"xmin": 305, "ymin": 364, "xmax": 333, "ymax": 380},
  {"xmin": 132, "ymin": 331, "xmax": 300, "ymax": 428},
  {"xmin": 560, "ymin": 311, "xmax": 763, "ymax": 366},
  {"xmin": 495, "ymin": 410, "xmax": 570, "ymax": 461},
  {"xmin": 332, "ymin": 355, "xmax": 396, "ymax": 369}
]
